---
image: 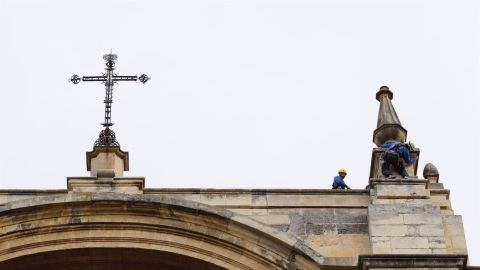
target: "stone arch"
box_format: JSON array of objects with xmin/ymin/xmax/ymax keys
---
[
  {"xmin": 0, "ymin": 193, "xmax": 323, "ymax": 270},
  {"xmin": 0, "ymin": 248, "xmax": 224, "ymax": 270}
]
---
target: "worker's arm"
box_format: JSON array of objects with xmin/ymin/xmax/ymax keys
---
[
  {"xmin": 335, "ymin": 176, "xmax": 351, "ymax": 189},
  {"xmin": 399, "ymin": 147, "xmax": 414, "ymax": 166},
  {"xmin": 399, "ymin": 158, "xmax": 408, "ymax": 167}
]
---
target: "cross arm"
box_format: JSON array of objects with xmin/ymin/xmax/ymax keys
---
[
  {"xmin": 69, "ymin": 74, "xmax": 150, "ymax": 84},
  {"xmin": 69, "ymin": 75, "xmax": 105, "ymax": 84},
  {"xmin": 114, "ymin": 74, "xmax": 150, "ymax": 83},
  {"xmin": 112, "ymin": 75, "xmax": 138, "ymax": 81},
  {"xmin": 83, "ymin": 76, "xmax": 108, "ymax": 82}
]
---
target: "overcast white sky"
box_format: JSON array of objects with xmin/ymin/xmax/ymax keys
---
[{"xmin": 1, "ymin": 0, "xmax": 479, "ymax": 264}]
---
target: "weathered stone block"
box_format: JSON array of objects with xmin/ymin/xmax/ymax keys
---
[
  {"xmin": 432, "ymin": 249, "xmax": 448, "ymax": 254},
  {"xmin": 403, "ymin": 214, "xmax": 442, "ymax": 225},
  {"xmin": 428, "ymin": 236, "xmax": 447, "ymax": 249},
  {"xmin": 431, "ymin": 194, "xmax": 451, "ymax": 209},
  {"xmin": 67, "ymin": 177, "xmax": 144, "ymax": 194},
  {"xmin": 164, "ymin": 193, "xmax": 202, "ymax": 202},
  {"xmin": 200, "ymin": 193, "xmax": 226, "ymax": 205},
  {"xmin": 376, "ymin": 185, "xmax": 429, "ymax": 199},
  {"xmin": 304, "ymin": 215, "xmax": 367, "ymax": 224},
  {"xmin": 441, "ymin": 209, "xmax": 454, "ymax": 215},
  {"xmin": 226, "ymin": 208, "xmax": 253, "ymax": 215},
  {"xmin": 428, "ymin": 183, "xmax": 444, "ymax": 190},
  {"xmin": 288, "ymin": 215, "xmax": 306, "ymax": 236},
  {"xmin": 251, "ymin": 215, "xmax": 290, "ymax": 225},
  {"xmin": 271, "ymin": 224, "xmax": 289, "ymax": 232},
  {"xmin": 370, "ymin": 225, "xmax": 408, "ymax": 236},
  {"xmin": 372, "ymin": 198, "xmax": 431, "ymax": 206},
  {"xmin": 369, "ymin": 204, "xmax": 440, "ymax": 215},
  {"xmin": 266, "ymin": 194, "xmax": 369, "ymax": 207},
  {"xmin": 338, "ymin": 224, "xmax": 368, "ymax": 234},
  {"xmin": 416, "ymin": 224, "xmax": 445, "ymax": 236},
  {"xmin": 267, "ymin": 208, "xmax": 335, "ymax": 215},
  {"xmin": 442, "ymin": 215, "xmax": 463, "ymax": 224},
  {"xmin": 371, "ymin": 236, "xmax": 391, "ymax": 248},
  {"xmin": 266, "ymin": 195, "xmax": 329, "ymax": 207},
  {"xmin": 306, "ymin": 234, "xmax": 371, "ymax": 258},
  {"xmin": 251, "ymin": 193, "xmax": 267, "ymax": 207},
  {"xmin": 224, "ymin": 194, "xmax": 252, "ymax": 206},
  {"xmin": 389, "ymin": 248, "xmax": 432, "ymax": 254},
  {"xmin": 334, "ymin": 208, "xmax": 368, "ymax": 215},
  {"xmin": 451, "ymin": 237, "xmax": 467, "ymax": 249},
  {"xmin": 306, "ymin": 224, "xmax": 337, "ymax": 235},
  {"xmin": 444, "ymin": 223, "xmax": 466, "ymax": 236},
  {"xmin": 251, "ymin": 208, "xmax": 268, "ymax": 215},
  {"xmin": 369, "ymin": 213, "xmax": 403, "ymax": 225},
  {"xmin": 370, "ymin": 248, "xmax": 392, "ymax": 254},
  {"xmin": 390, "ymin": 237, "xmax": 429, "ymax": 249},
  {"xmin": 307, "ymin": 234, "xmax": 370, "ymax": 248},
  {"xmin": 87, "ymin": 147, "xmax": 128, "ymax": 177}
]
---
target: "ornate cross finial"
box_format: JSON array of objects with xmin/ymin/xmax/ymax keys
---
[{"xmin": 69, "ymin": 53, "xmax": 150, "ymax": 147}]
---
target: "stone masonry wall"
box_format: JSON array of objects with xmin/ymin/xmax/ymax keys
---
[{"xmin": 0, "ymin": 185, "xmax": 468, "ymax": 266}]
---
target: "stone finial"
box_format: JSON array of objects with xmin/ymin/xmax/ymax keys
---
[
  {"xmin": 373, "ymin": 86, "xmax": 407, "ymax": 146},
  {"xmin": 375, "ymin": 85, "xmax": 393, "ymax": 101},
  {"xmin": 86, "ymin": 146, "xmax": 129, "ymax": 177},
  {"xmin": 423, "ymin": 162, "xmax": 439, "ymax": 182}
]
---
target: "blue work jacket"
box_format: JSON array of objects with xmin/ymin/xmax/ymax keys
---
[
  {"xmin": 333, "ymin": 176, "xmax": 348, "ymax": 188},
  {"xmin": 381, "ymin": 142, "xmax": 414, "ymax": 165}
]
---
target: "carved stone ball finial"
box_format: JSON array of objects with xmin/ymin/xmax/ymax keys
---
[
  {"xmin": 423, "ymin": 163, "xmax": 440, "ymax": 182},
  {"xmin": 376, "ymin": 85, "xmax": 394, "ymax": 101}
]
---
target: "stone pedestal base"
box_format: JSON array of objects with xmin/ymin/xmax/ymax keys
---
[
  {"xmin": 368, "ymin": 179, "xmax": 448, "ymax": 255},
  {"xmin": 67, "ymin": 176, "xmax": 144, "ymax": 194},
  {"xmin": 87, "ymin": 147, "xmax": 129, "ymax": 177}
]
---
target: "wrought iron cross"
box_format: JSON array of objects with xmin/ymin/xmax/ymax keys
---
[{"xmin": 69, "ymin": 53, "xmax": 150, "ymax": 147}]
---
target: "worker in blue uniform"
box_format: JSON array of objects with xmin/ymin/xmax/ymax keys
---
[
  {"xmin": 381, "ymin": 141, "xmax": 415, "ymax": 179},
  {"xmin": 332, "ymin": 169, "xmax": 351, "ymax": 189}
]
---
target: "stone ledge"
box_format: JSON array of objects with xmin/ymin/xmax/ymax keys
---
[
  {"xmin": 0, "ymin": 188, "xmax": 370, "ymax": 196},
  {"xmin": 430, "ymin": 189, "xmax": 450, "ymax": 200},
  {"xmin": 358, "ymin": 254, "xmax": 468, "ymax": 270},
  {"xmin": 0, "ymin": 189, "xmax": 67, "ymax": 195},
  {"xmin": 145, "ymin": 188, "xmax": 370, "ymax": 195},
  {"xmin": 369, "ymin": 179, "xmax": 428, "ymax": 189}
]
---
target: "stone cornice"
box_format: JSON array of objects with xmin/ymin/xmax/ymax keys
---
[
  {"xmin": 0, "ymin": 188, "xmax": 370, "ymax": 196},
  {"xmin": 358, "ymin": 254, "xmax": 468, "ymax": 270}
]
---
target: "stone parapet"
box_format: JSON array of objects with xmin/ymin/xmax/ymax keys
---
[
  {"xmin": 0, "ymin": 193, "xmax": 324, "ymax": 270},
  {"xmin": 0, "ymin": 186, "xmax": 470, "ymax": 266},
  {"xmin": 0, "ymin": 188, "xmax": 371, "ymax": 266}
]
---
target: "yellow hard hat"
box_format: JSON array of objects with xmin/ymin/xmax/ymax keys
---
[{"xmin": 338, "ymin": 169, "xmax": 347, "ymax": 174}]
